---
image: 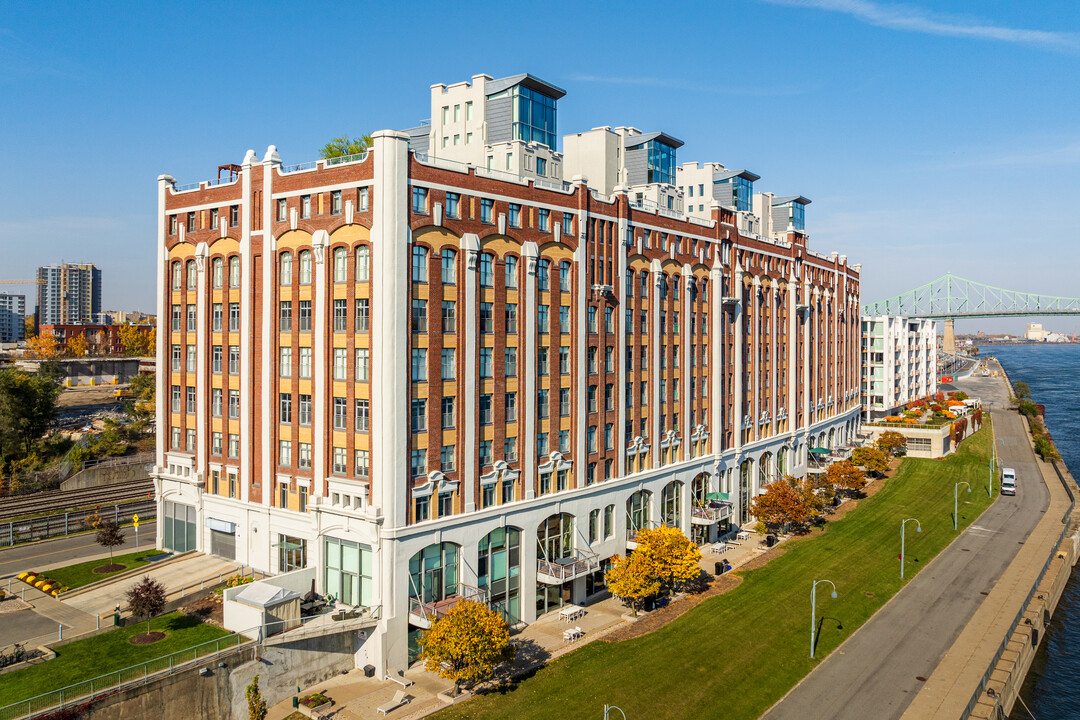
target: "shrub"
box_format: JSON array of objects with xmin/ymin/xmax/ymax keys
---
[{"xmin": 300, "ymin": 693, "xmax": 331, "ymax": 708}]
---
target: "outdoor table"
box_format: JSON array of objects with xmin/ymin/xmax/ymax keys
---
[
  {"xmin": 560, "ymin": 604, "xmax": 583, "ymax": 622},
  {"xmin": 737, "ymin": 531, "xmax": 751, "ymax": 541}
]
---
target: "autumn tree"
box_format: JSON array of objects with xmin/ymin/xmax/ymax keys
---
[
  {"xmin": 851, "ymin": 447, "xmax": 890, "ymax": 477},
  {"xmin": 125, "ymin": 575, "xmax": 167, "ymax": 639},
  {"xmin": 320, "ymin": 134, "xmax": 373, "ymax": 159},
  {"xmin": 827, "ymin": 460, "xmax": 867, "ymax": 498},
  {"xmin": 67, "ymin": 332, "xmax": 89, "ymax": 358},
  {"xmin": 23, "ymin": 317, "xmax": 36, "ymax": 339},
  {"xmin": 118, "ymin": 325, "xmax": 149, "ymax": 357},
  {"xmin": 751, "ymin": 481, "xmax": 810, "ymax": 531},
  {"xmin": 0, "ymin": 369, "xmax": 62, "ymax": 458},
  {"xmin": 877, "ymin": 431, "xmax": 907, "ymax": 456},
  {"xmin": 798, "ymin": 478, "xmax": 826, "ymax": 517},
  {"xmin": 634, "ymin": 525, "xmax": 702, "ymax": 592},
  {"xmin": 606, "ymin": 552, "xmax": 661, "ymax": 616},
  {"xmin": 419, "ymin": 600, "xmax": 514, "ymax": 694},
  {"xmin": 246, "ymin": 675, "xmax": 268, "ymax": 720},
  {"xmin": 96, "ymin": 519, "xmax": 126, "ymax": 567},
  {"xmin": 26, "ymin": 332, "xmax": 59, "ymax": 359}
]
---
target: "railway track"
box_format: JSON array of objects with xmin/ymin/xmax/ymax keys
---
[{"xmin": 0, "ymin": 479, "xmax": 155, "ymax": 521}]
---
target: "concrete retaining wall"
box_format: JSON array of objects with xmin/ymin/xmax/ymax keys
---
[
  {"xmin": 61, "ymin": 462, "xmax": 152, "ymax": 491},
  {"xmin": 69, "ymin": 626, "xmax": 361, "ymax": 720}
]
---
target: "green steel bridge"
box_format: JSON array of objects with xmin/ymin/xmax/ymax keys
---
[{"xmin": 863, "ymin": 273, "xmax": 1080, "ymax": 319}]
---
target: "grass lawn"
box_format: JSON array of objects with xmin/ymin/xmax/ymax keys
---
[
  {"xmin": 44, "ymin": 549, "xmax": 162, "ymax": 590},
  {"xmin": 437, "ymin": 422, "xmax": 997, "ymax": 720},
  {"xmin": 0, "ymin": 612, "xmax": 230, "ymax": 708}
]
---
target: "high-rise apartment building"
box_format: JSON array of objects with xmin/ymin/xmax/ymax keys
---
[
  {"xmin": 0, "ymin": 294, "xmax": 26, "ymax": 343},
  {"xmin": 860, "ymin": 315, "xmax": 938, "ymax": 420},
  {"xmin": 36, "ymin": 263, "xmax": 102, "ymax": 326},
  {"xmin": 154, "ymin": 72, "xmax": 863, "ymax": 673}
]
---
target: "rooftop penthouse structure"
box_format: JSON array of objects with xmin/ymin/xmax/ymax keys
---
[{"xmin": 154, "ymin": 71, "xmax": 862, "ymax": 673}]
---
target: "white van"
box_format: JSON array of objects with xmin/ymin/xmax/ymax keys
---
[{"xmin": 1001, "ymin": 467, "xmax": 1017, "ymax": 496}]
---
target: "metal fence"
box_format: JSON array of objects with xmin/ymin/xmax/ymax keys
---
[{"xmin": 0, "ymin": 500, "xmax": 156, "ymax": 548}]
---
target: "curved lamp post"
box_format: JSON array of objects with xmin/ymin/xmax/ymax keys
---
[
  {"xmin": 955, "ymin": 481, "xmax": 971, "ymax": 530},
  {"xmin": 901, "ymin": 518, "xmax": 922, "ymax": 579},
  {"xmin": 604, "ymin": 705, "xmax": 627, "ymax": 720},
  {"xmin": 811, "ymin": 579, "xmax": 838, "ymax": 658}
]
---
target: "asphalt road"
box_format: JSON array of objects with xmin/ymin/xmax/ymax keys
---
[
  {"xmin": 763, "ymin": 409, "xmax": 1047, "ymax": 720},
  {"xmin": 0, "ymin": 522, "xmax": 153, "ymax": 581}
]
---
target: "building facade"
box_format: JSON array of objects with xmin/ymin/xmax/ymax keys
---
[
  {"xmin": 0, "ymin": 293, "xmax": 26, "ymax": 343},
  {"xmin": 36, "ymin": 263, "xmax": 103, "ymax": 326},
  {"xmin": 154, "ymin": 73, "xmax": 862, "ymax": 674},
  {"xmin": 860, "ymin": 315, "xmax": 938, "ymax": 420},
  {"xmin": 40, "ymin": 323, "xmax": 154, "ymax": 356}
]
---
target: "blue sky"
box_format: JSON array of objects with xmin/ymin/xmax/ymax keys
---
[{"xmin": 2, "ymin": 0, "xmax": 1078, "ymax": 334}]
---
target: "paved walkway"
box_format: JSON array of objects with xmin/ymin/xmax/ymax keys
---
[{"xmin": 762, "ymin": 408, "xmax": 1048, "ymax": 720}]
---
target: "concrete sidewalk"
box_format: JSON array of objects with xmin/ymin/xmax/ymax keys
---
[{"xmin": 900, "ymin": 429, "xmax": 1074, "ymax": 718}]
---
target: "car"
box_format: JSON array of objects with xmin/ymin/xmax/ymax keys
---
[{"xmin": 1001, "ymin": 467, "xmax": 1017, "ymax": 496}]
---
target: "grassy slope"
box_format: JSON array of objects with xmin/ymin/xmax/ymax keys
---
[
  {"xmin": 0, "ymin": 613, "xmax": 230, "ymax": 707},
  {"xmin": 438, "ymin": 422, "xmax": 996, "ymax": 720},
  {"xmin": 43, "ymin": 549, "xmax": 161, "ymax": 590}
]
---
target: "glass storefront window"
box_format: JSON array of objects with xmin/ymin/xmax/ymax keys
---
[
  {"xmin": 478, "ymin": 527, "xmax": 521, "ymax": 625},
  {"xmin": 324, "ymin": 537, "xmax": 373, "ymax": 607}
]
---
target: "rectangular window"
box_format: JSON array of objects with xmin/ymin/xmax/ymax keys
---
[
  {"xmin": 355, "ymin": 398, "xmax": 370, "ymax": 431},
  {"xmin": 331, "ymin": 190, "xmax": 342, "ymax": 215},
  {"xmin": 229, "ymin": 346, "xmax": 240, "ymax": 374},
  {"xmin": 504, "ymin": 436, "xmax": 518, "ymax": 462},
  {"xmin": 505, "ymin": 256, "xmax": 517, "ymax": 288},
  {"xmin": 333, "ymin": 347, "xmax": 347, "ymax": 380},
  {"xmin": 412, "ymin": 187, "xmax": 428, "ymax": 214},
  {"xmin": 299, "ymin": 301, "xmax": 311, "ymax": 332},
  {"xmin": 559, "ymin": 429, "xmax": 570, "ymax": 453},
  {"xmin": 298, "ymin": 442, "xmax": 312, "ymax": 469},
  {"xmin": 445, "ymin": 192, "xmax": 459, "ymax": 219},
  {"xmin": 479, "ymin": 347, "xmax": 493, "ymax": 378},
  {"xmin": 355, "ymin": 299, "xmax": 370, "ymax": 332},
  {"xmin": 508, "ymin": 203, "xmax": 521, "ymax": 227},
  {"xmin": 410, "ymin": 449, "xmax": 426, "ymax": 477},
  {"xmin": 170, "ymin": 385, "xmax": 181, "ymax": 413},
  {"xmin": 587, "ymin": 384, "xmax": 597, "ymax": 413},
  {"xmin": 212, "ymin": 388, "xmax": 222, "ymax": 417},
  {"xmin": 186, "ymin": 344, "xmax": 196, "ymax": 372},
  {"xmin": 228, "ymin": 434, "xmax": 240, "ymax": 459},
  {"xmin": 537, "ymin": 389, "xmax": 549, "ymax": 419},
  {"xmin": 228, "ymin": 302, "xmax": 240, "ymax": 331},
  {"xmin": 587, "ymin": 346, "xmax": 597, "ymax": 374},
  {"xmin": 441, "ymin": 445, "xmax": 455, "ymax": 472},
  {"xmin": 230, "ymin": 205, "xmax": 239, "ymax": 227},
  {"xmin": 605, "ymin": 383, "xmax": 614, "ymax": 411},
  {"xmin": 441, "ymin": 348, "xmax": 456, "ymax": 380},
  {"xmin": 504, "ymin": 347, "xmax": 517, "ymax": 376},
  {"xmin": 538, "ymin": 347, "xmax": 549, "ymax": 376},
  {"xmin": 604, "ymin": 505, "xmax": 614, "ymax": 538},
  {"xmin": 441, "ymin": 396, "xmax": 455, "ymax": 429},
  {"xmin": 538, "ymin": 304, "xmax": 549, "ymax": 333},
  {"xmin": 505, "ymin": 303, "xmax": 517, "ymax": 333},
  {"xmin": 279, "ymin": 440, "xmax": 291, "ymax": 466},
  {"xmin": 480, "ymin": 198, "xmax": 494, "ymax": 224},
  {"xmin": 560, "ymin": 306, "xmax": 571, "ymax": 333},
  {"xmin": 333, "ymin": 397, "xmax": 348, "ymax": 430},
  {"xmin": 536, "ymin": 157, "xmax": 547, "ymax": 177},
  {"xmin": 411, "ymin": 349, "xmax": 427, "ymax": 381},
  {"xmin": 562, "ymin": 213, "xmax": 573, "ymax": 235},
  {"xmin": 333, "ymin": 299, "xmax": 348, "ymax": 332},
  {"xmin": 170, "ymin": 344, "xmax": 181, "ymax": 372},
  {"xmin": 301, "ymin": 194, "xmax": 311, "ymax": 219},
  {"xmin": 537, "ymin": 431, "xmax": 549, "ymax": 457},
  {"xmin": 211, "ymin": 432, "xmax": 222, "ymax": 455},
  {"xmin": 441, "ymin": 301, "xmax": 456, "ymax": 333},
  {"xmin": 479, "ymin": 394, "xmax": 492, "ymax": 425},
  {"xmin": 505, "ymin": 392, "xmax": 517, "ymax": 423},
  {"xmin": 605, "ymin": 306, "xmax": 614, "ymax": 334},
  {"xmin": 279, "ymin": 393, "xmax": 292, "ymax": 423},
  {"xmin": 587, "ymin": 307, "xmax": 597, "ymax": 333},
  {"xmin": 358, "ymin": 187, "xmax": 370, "ymax": 212},
  {"xmin": 332, "ymin": 446, "xmax": 347, "ymax": 474},
  {"xmin": 298, "ymin": 394, "xmax": 312, "ymax": 426},
  {"xmin": 299, "ymin": 347, "xmax": 312, "ymax": 378},
  {"xmin": 355, "ymin": 348, "xmax": 370, "ymax": 381},
  {"xmin": 587, "ymin": 426, "xmax": 597, "ymax": 453},
  {"xmin": 479, "ymin": 440, "xmax": 492, "ymax": 467},
  {"xmin": 605, "ymin": 422, "xmax": 614, "ymax": 449},
  {"xmin": 479, "ymin": 302, "xmax": 493, "ymax": 333},
  {"xmin": 355, "ymin": 450, "xmax": 370, "ymax": 478},
  {"xmin": 412, "ymin": 299, "xmax": 428, "ymax": 333},
  {"xmin": 187, "ymin": 304, "xmax": 196, "ymax": 331},
  {"xmin": 411, "ymin": 399, "xmax": 427, "ymax": 432},
  {"xmin": 560, "ymin": 387, "xmax": 571, "ymax": 417},
  {"xmin": 277, "ymin": 198, "xmax": 287, "ymax": 222},
  {"xmin": 479, "ymin": 253, "xmax": 494, "ymax": 287},
  {"xmin": 186, "ymin": 386, "xmax": 196, "ymax": 414},
  {"xmin": 279, "ymin": 301, "xmax": 291, "ymax": 332},
  {"xmin": 212, "ymin": 303, "xmax": 223, "ymax": 331},
  {"xmin": 538, "ymin": 207, "xmax": 549, "ymax": 231}
]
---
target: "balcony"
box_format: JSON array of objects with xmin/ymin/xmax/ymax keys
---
[
  {"xmin": 408, "ymin": 583, "xmax": 488, "ymax": 629},
  {"xmin": 536, "ymin": 550, "xmax": 601, "ymax": 585},
  {"xmin": 691, "ymin": 503, "xmax": 732, "ymax": 525}
]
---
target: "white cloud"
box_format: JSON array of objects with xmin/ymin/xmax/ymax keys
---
[{"xmin": 760, "ymin": 0, "xmax": 1080, "ymax": 52}]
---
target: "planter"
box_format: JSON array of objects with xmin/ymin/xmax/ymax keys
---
[{"xmin": 299, "ymin": 701, "xmax": 333, "ymax": 718}]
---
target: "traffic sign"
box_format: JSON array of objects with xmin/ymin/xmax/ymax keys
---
[{"xmin": 133, "ymin": 514, "xmax": 140, "ymax": 528}]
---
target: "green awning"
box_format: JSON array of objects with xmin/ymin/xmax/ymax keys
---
[
  {"xmin": 810, "ymin": 447, "xmax": 831, "ymax": 455},
  {"xmin": 706, "ymin": 492, "xmax": 730, "ymax": 501}
]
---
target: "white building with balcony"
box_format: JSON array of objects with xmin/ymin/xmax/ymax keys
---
[{"xmin": 861, "ymin": 315, "xmax": 938, "ymax": 420}]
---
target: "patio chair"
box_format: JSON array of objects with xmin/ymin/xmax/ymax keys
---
[{"xmin": 377, "ymin": 690, "xmax": 412, "ymax": 716}]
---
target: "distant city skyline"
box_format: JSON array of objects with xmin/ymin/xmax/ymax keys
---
[{"xmin": 2, "ymin": 1, "xmax": 1078, "ymax": 331}]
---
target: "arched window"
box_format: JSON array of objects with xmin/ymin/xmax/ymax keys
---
[
  {"xmin": 333, "ymin": 247, "xmax": 347, "ymax": 282},
  {"xmin": 701, "ymin": 279, "xmax": 708, "ymax": 302},
  {"xmin": 777, "ymin": 448, "xmax": 787, "ymax": 478},
  {"xmin": 537, "ymin": 259, "xmax": 550, "ymax": 291},
  {"xmin": 355, "ymin": 245, "xmax": 370, "ymax": 282},
  {"xmin": 659, "ymin": 275, "xmax": 668, "ymax": 301},
  {"xmin": 212, "ymin": 258, "xmax": 223, "ymax": 289},
  {"xmin": 411, "ymin": 245, "xmax": 428, "ymax": 283},
  {"xmin": 536, "ymin": 513, "xmax": 574, "ymax": 561},
  {"xmin": 171, "ymin": 261, "xmax": 181, "ymax": 290},
  {"xmin": 279, "ymin": 252, "xmax": 292, "ymax": 286},
  {"xmin": 673, "ymin": 275, "xmax": 680, "ymax": 300},
  {"xmin": 298, "ymin": 250, "xmax": 313, "ymax": 285},
  {"xmin": 692, "ymin": 473, "xmax": 709, "ymax": 505},
  {"xmin": 627, "ymin": 490, "xmax": 652, "ymax": 536},
  {"xmin": 640, "ymin": 270, "xmax": 649, "ymax": 298},
  {"xmin": 441, "ymin": 248, "xmax": 456, "ymax": 285},
  {"xmin": 626, "ymin": 269, "xmax": 635, "ymax": 298},
  {"xmin": 479, "ymin": 527, "xmax": 521, "ymax": 625},
  {"xmin": 229, "ymin": 256, "xmax": 241, "ymax": 288},
  {"xmin": 559, "ymin": 261, "xmax": 572, "ymax": 293},
  {"xmin": 661, "ymin": 481, "xmax": 682, "ymax": 528},
  {"xmin": 408, "ymin": 542, "xmax": 460, "ymax": 605},
  {"xmin": 186, "ymin": 260, "xmax": 196, "ymax": 290},
  {"xmin": 739, "ymin": 460, "xmax": 753, "ymax": 525},
  {"xmin": 760, "ymin": 452, "xmax": 773, "ymax": 487}
]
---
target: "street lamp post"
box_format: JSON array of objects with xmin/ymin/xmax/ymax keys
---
[
  {"xmin": 603, "ymin": 705, "xmax": 627, "ymax": 720},
  {"xmin": 954, "ymin": 481, "xmax": 971, "ymax": 530},
  {"xmin": 811, "ymin": 579, "xmax": 838, "ymax": 658},
  {"xmin": 901, "ymin": 518, "xmax": 922, "ymax": 579}
]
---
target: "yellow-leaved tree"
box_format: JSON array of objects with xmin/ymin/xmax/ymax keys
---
[
  {"xmin": 877, "ymin": 430, "xmax": 907, "ymax": 456},
  {"xmin": 605, "ymin": 552, "xmax": 660, "ymax": 616},
  {"xmin": 419, "ymin": 599, "xmax": 514, "ymax": 695},
  {"xmin": 635, "ymin": 525, "xmax": 702, "ymax": 592},
  {"xmin": 851, "ymin": 446, "xmax": 890, "ymax": 477},
  {"xmin": 26, "ymin": 333, "xmax": 59, "ymax": 359},
  {"xmin": 118, "ymin": 326, "xmax": 149, "ymax": 357},
  {"xmin": 67, "ymin": 333, "xmax": 89, "ymax": 358},
  {"xmin": 826, "ymin": 460, "xmax": 867, "ymax": 498}
]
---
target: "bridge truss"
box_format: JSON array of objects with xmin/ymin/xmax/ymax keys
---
[{"xmin": 863, "ymin": 273, "xmax": 1080, "ymax": 319}]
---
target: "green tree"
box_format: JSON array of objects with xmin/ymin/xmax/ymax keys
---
[
  {"xmin": 319, "ymin": 134, "xmax": 373, "ymax": 159},
  {"xmin": 419, "ymin": 600, "xmax": 514, "ymax": 694},
  {"xmin": 246, "ymin": 675, "xmax": 268, "ymax": 720},
  {"xmin": 1012, "ymin": 381, "xmax": 1031, "ymax": 401},
  {"xmin": 0, "ymin": 369, "xmax": 62, "ymax": 458}
]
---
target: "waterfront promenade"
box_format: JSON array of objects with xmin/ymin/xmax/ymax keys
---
[{"xmin": 764, "ymin": 368, "xmax": 1049, "ymax": 720}]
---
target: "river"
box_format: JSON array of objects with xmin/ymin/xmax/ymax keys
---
[{"xmin": 976, "ymin": 345, "xmax": 1080, "ymax": 720}]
